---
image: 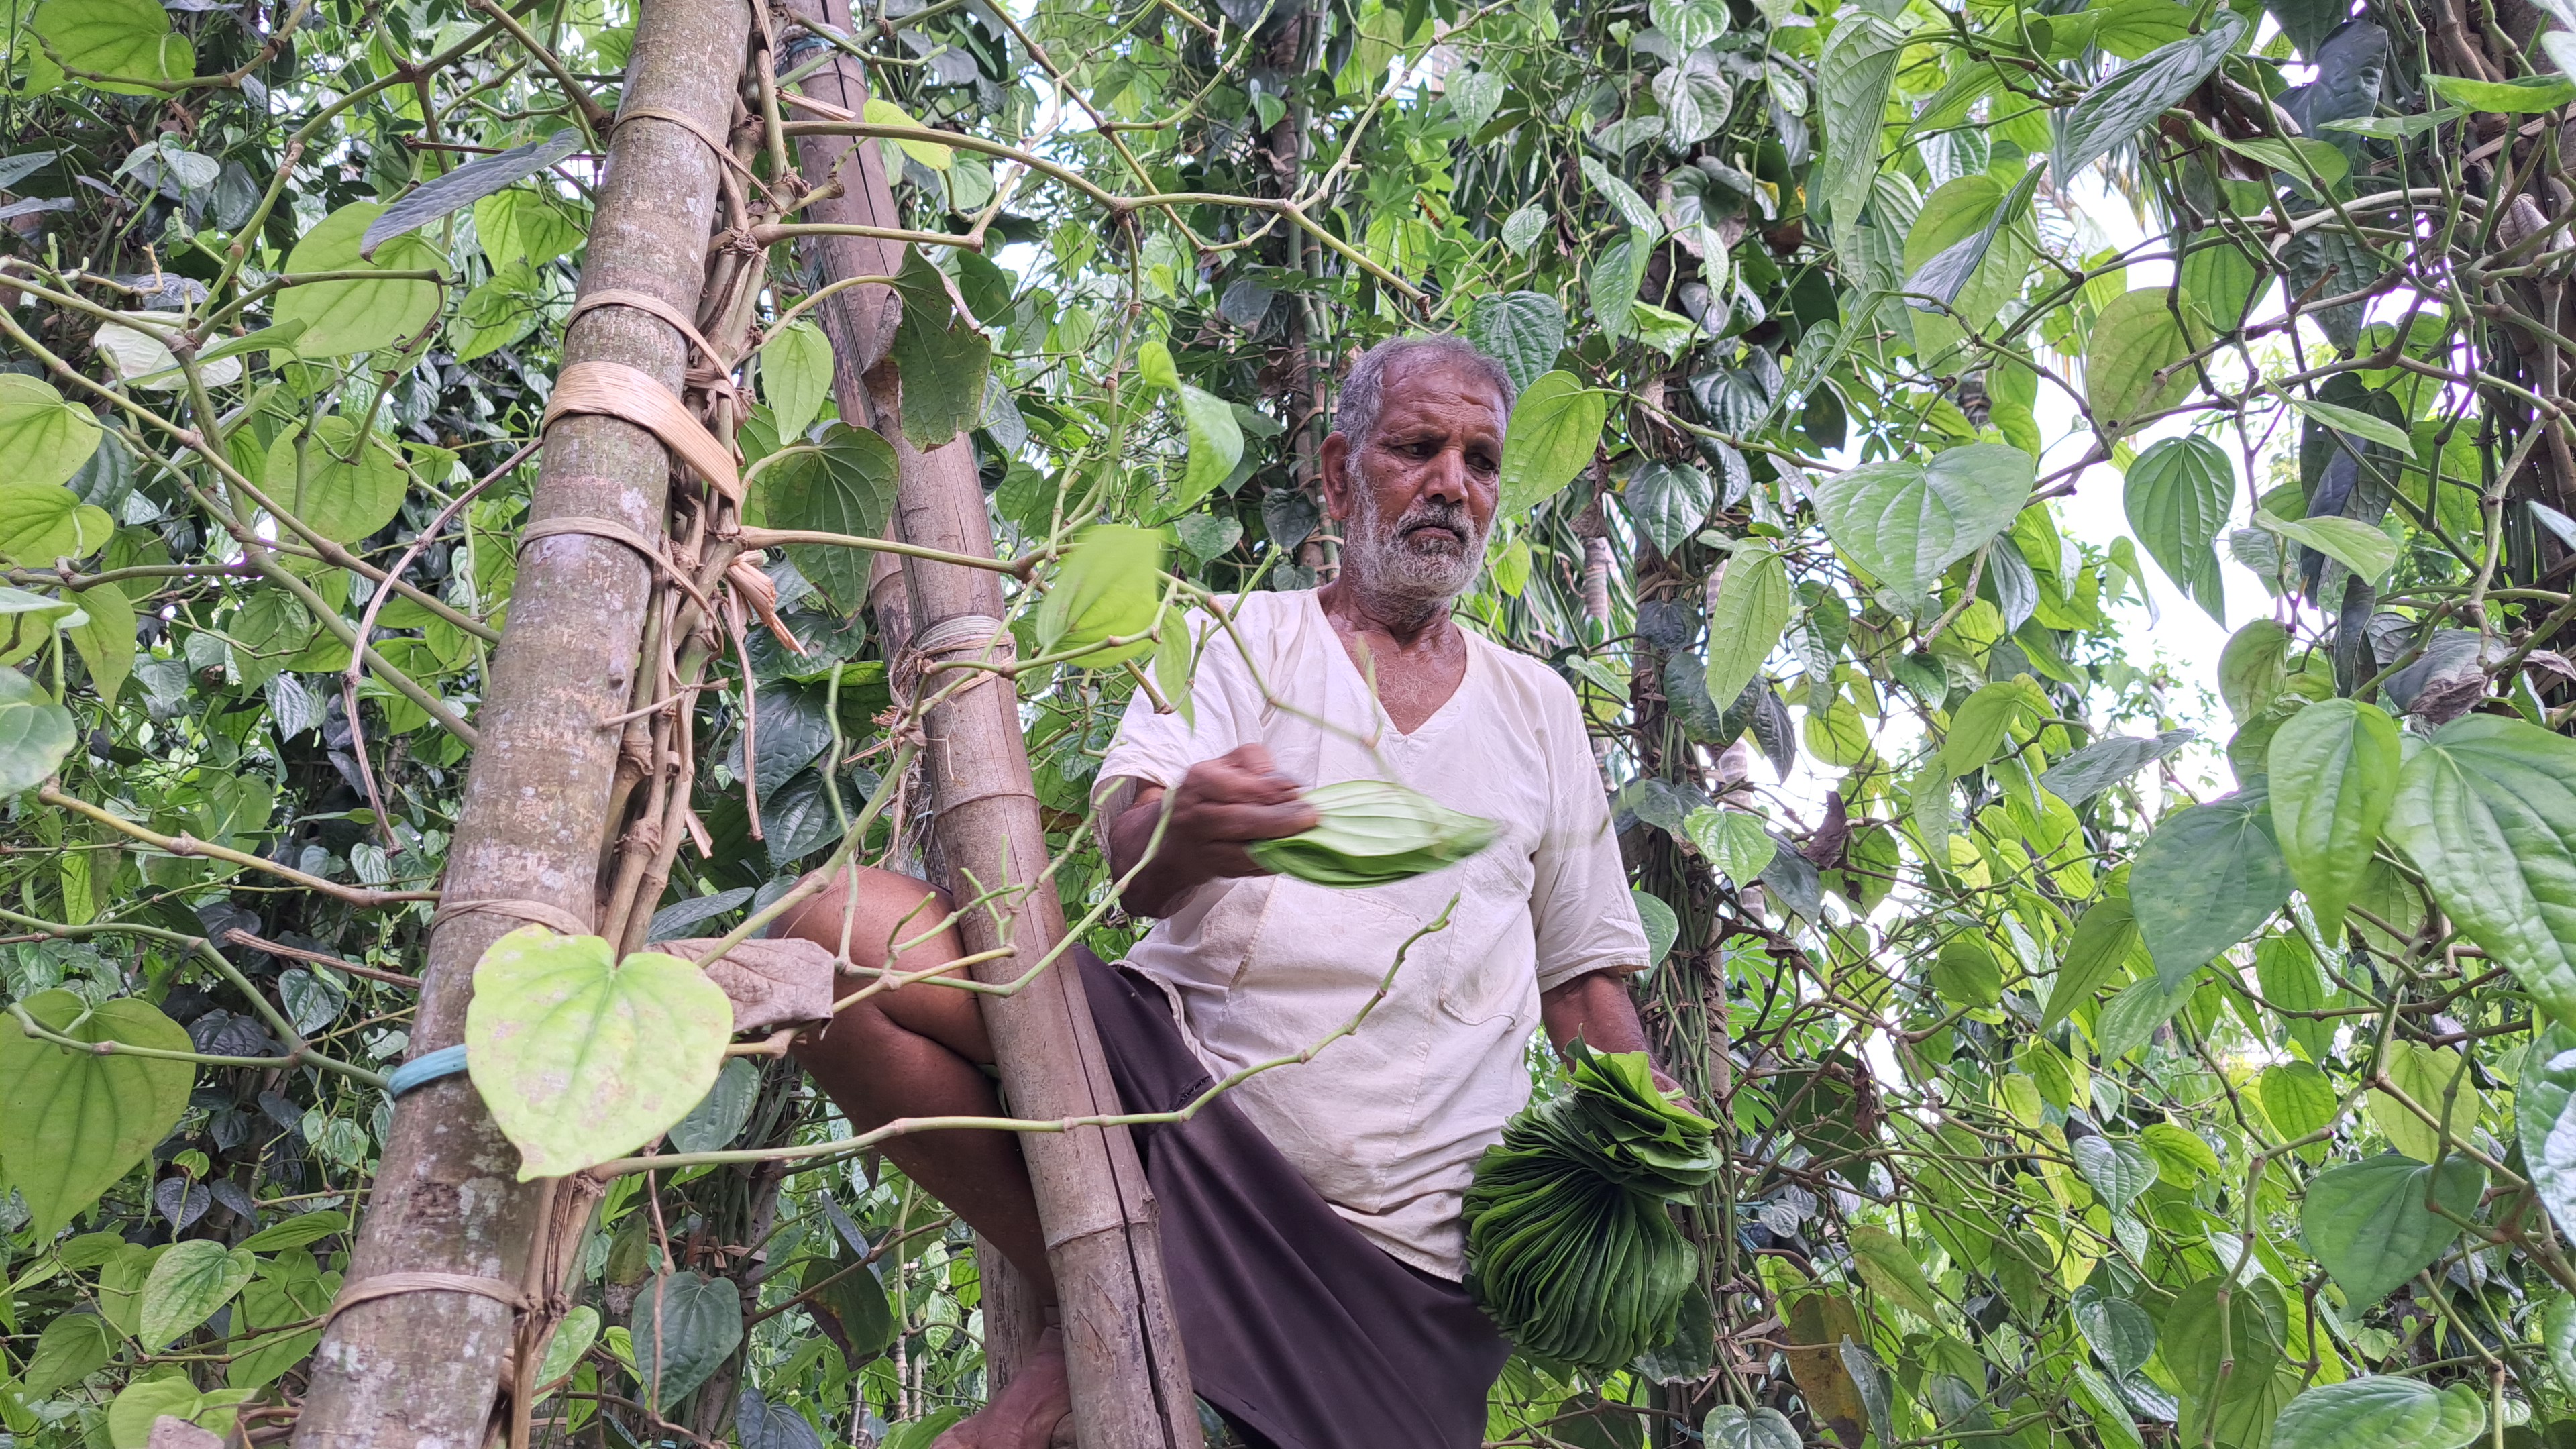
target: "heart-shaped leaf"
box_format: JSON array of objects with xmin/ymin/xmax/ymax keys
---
[
  {"xmin": 464, "ymin": 926, "xmax": 734, "ymax": 1179},
  {"xmin": 0, "ymin": 989, "xmax": 194, "ymax": 1236}
]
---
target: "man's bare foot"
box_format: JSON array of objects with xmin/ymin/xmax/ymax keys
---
[{"xmin": 931, "ymin": 1326, "xmax": 1074, "ymax": 1449}]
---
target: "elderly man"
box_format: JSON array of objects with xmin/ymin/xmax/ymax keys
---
[{"xmin": 783, "ymin": 335, "xmax": 1660, "ymax": 1449}]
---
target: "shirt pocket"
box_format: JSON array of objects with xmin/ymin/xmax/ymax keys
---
[{"xmin": 1434, "ymin": 849, "xmax": 1536, "ymax": 1028}]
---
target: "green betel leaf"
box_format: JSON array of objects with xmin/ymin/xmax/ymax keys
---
[
  {"xmin": 538, "ymin": 1304, "xmax": 602, "ymax": 1385},
  {"xmin": 1248, "ymin": 778, "xmax": 1499, "ymax": 887},
  {"xmin": 1815, "ymin": 443, "xmax": 2033, "ymax": 612},
  {"xmin": 33, "ymin": 0, "xmax": 194, "ymax": 94},
  {"xmin": 261, "ymin": 416, "xmax": 409, "ymax": 544},
  {"xmin": 22, "ymin": 1310, "xmax": 117, "ymax": 1395},
  {"xmin": 139, "ymin": 1239, "xmax": 254, "ymax": 1348},
  {"xmin": 1846, "ymin": 1223, "xmax": 1941, "ymax": 1320},
  {"xmin": 666, "ymin": 1055, "xmax": 759, "ymax": 1155},
  {"xmin": 1034, "ymin": 524, "xmax": 1165, "ymax": 665},
  {"xmin": 1683, "ymin": 806, "xmax": 1775, "ymax": 886},
  {"xmin": 1701, "ymin": 1405, "xmax": 1800, "ymax": 1449},
  {"xmin": 633, "ymin": 1269, "xmax": 745, "ymax": 1407},
  {"xmin": 67, "ymin": 580, "xmax": 136, "ymax": 702},
  {"xmin": 1939, "ymin": 676, "xmax": 2045, "ymax": 775},
  {"xmin": 2520, "ymin": 1027, "xmax": 2576, "ymax": 1236},
  {"xmin": 1171, "ymin": 382, "xmax": 1243, "ymax": 513},
  {"xmin": 0, "ymin": 375, "xmax": 102, "ymax": 489},
  {"xmin": 2387, "ymin": 716, "xmax": 2576, "ymax": 1028},
  {"xmin": 464, "ymin": 926, "xmax": 735, "ymax": 1179},
  {"xmin": 274, "ymin": 203, "xmax": 445, "ymax": 358},
  {"xmin": 2071, "ymin": 1134, "xmax": 2156, "ymax": 1213},
  {"xmin": 1631, "ymin": 888, "xmax": 1678, "ymax": 965},
  {"xmin": 887, "ymin": 251, "xmax": 989, "ymax": 449},
  {"xmin": 2267, "ymin": 698, "xmax": 2400, "ymax": 932},
  {"xmin": 2040, "ymin": 729, "xmax": 2196, "ymax": 805},
  {"xmin": 2369, "ymin": 1039, "xmax": 2480, "ymax": 1163},
  {"xmin": 1466, "ymin": 291, "xmax": 1566, "ymax": 392},
  {"xmin": 2428, "ymin": 72, "xmax": 2576, "ymax": 113},
  {"xmin": 2286, "ymin": 395, "xmax": 2416, "ymax": 458},
  {"xmin": 2257, "ymin": 509, "xmax": 2398, "ymax": 583},
  {"xmin": 474, "ymin": 186, "xmax": 584, "ymax": 269},
  {"xmin": 1930, "ymin": 934, "xmax": 2004, "ymax": 1007},
  {"xmin": 2053, "ymin": 15, "xmax": 2246, "ymax": 180},
  {"xmin": 2300, "ymin": 1151, "xmax": 2482, "ymax": 1307},
  {"xmin": 2261, "ymin": 1060, "xmax": 2340, "ymax": 1138},
  {"xmin": 1817, "ymin": 12, "xmax": 1906, "ymax": 231},
  {"xmin": 2549, "ymin": 1292, "xmax": 2576, "ymax": 1392},
  {"xmin": 2086, "ymin": 288, "xmax": 2208, "ymax": 435},
  {"xmin": 0, "ymin": 989, "xmax": 194, "ymax": 1236},
  {"xmin": 0, "ymin": 666, "xmax": 78, "ymax": 793},
  {"xmin": 2130, "ymin": 788, "xmax": 2290, "ymax": 981},
  {"xmin": 2041, "ymin": 897, "xmax": 2139, "ymax": 1033},
  {"xmin": 0, "ymin": 481, "xmax": 92, "ymax": 565},
  {"xmin": 235, "ymin": 1208, "xmax": 350, "ymax": 1252},
  {"xmin": 2122, "ymin": 435, "xmax": 2231, "ymax": 621},
  {"xmin": 2219, "ymin": 619, "xmax": 2294, "ymax": 723},
  {"xmin": 761, "ymin": 319, "xmax": 837, "ymax": 441},
  {"xmin": 1623, "ymin": 460, "xmax": 1714, "ymax": 557},
  {"xmin": 1703, "ymin": 543, "xmax": 1789, "ymax": 711},
  {"xmin": 2275, "ymin": 1376, "xmax": 2484, "ymax": 1449},
  {"xmin": 756, "ymin": 423, "xmax": 898, "ymax": 615},
  {"xmin": 1497, "ymin": 370, "xmax": 1607, "ymax": 517}
]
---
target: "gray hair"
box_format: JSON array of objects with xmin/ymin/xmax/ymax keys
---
[{"xmin": 1333, "ymin": 335, "xmax": 1517, "ymax": 445}]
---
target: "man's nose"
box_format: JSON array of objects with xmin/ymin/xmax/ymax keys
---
[{"xmin": 1419, "ymin": 445, "xmax": 1468, "ymax": 503}]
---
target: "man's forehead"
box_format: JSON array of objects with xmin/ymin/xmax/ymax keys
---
[{"xmin": 1373, "ymin": 354, "xmax": 1509, "ymax": 430}]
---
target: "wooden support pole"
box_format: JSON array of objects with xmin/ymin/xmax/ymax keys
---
[
  {"xmin": 288, "ymin": 0, "xmax": 750, "ymax": 1439},
  {"xmin": 775, "ymin": 4, "xmax": 1203, "ymax": 1442}
]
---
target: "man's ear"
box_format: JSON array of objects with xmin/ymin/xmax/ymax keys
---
[{"xmin": 1318, "ymin": 430, "xmax": 1354, "ymax": 520}]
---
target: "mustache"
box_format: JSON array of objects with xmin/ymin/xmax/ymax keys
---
[{"xmin": 1391, "ymin": 500, "xmax": 1476, "ymax": 543}]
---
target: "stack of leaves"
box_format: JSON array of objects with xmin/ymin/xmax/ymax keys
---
[
  {"xmin": 1246, "ymin": 778, "xmax": 1500, "ymax": 887},
  {"xmin": 1464, "ymin": 1042, "xmax": 1721, "ymax": 1373}
]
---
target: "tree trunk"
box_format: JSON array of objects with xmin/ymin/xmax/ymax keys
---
[
  {"xmin": 289, "ymin": 0, "xmax": 749, "ymax": 1439},
  {"xmin": 777, "ymin": 8, "xmax": 1200, "ymax": 1441}
]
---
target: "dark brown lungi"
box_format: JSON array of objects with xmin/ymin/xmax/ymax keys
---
[{"xmin": 1075, "ymin": 949, "xmax": 1512, "ymax": 1449}]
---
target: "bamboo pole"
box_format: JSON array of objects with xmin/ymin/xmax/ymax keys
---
[
  {"xmin": 288, "ymin": 0, "xmax": 751, "ymax": 1439},
  {"xmin": 774, "ymin": 5, "xmax": 1202, "ymax": 1440}
]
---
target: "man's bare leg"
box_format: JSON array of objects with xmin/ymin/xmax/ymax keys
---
[{"xmin": 780, "ymin": 865, "xmax": 1073, "ymax": 1449}]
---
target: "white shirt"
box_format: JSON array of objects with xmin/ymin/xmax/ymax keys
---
[{"xmin": 1095, "ymin": 589, "xmax": 1650, "ymax": 1279}]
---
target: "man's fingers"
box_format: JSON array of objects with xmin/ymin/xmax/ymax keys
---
[{"xmin": 1192, "ymin": 800, "xmax": 1320, "ymax": 842}]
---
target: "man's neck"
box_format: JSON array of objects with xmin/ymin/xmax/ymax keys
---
[{"xmin": 1316, "ymin": 574, "xmax": 1458, "ymax": 651}]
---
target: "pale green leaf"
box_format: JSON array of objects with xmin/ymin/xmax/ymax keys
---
[
  {"xmin": 1703, "ymin": 543, "xmax": 1789, "ymax": 710},
  {"xmin": 761, "ymin": 319, "xmax": 837, "ymax": 441},
  {"xmin": 0, "ymin": 989, "xmax": 193, "ymax": 1236},
  {"xmin": 1497, "ymin": 370, "xmax": 1607, "ymax": 517},
  {"xmin": 1814, "ymin": 443, "xmax": 2034, "ymax": 611},
  {"xmin": 139, "ymin": 1240, "xmax": 254, "ymax": 1349},
  {"xmin": 275, "ymin": 203, "xmax": 446, "ymax": 358},
  {"xmin": 464, "ymin": 927, "xmax": 735, "ymax": 1179},
  {"xmin": 2387, "ymin": 716, "xmax": 2576, "ymax": 1028},
  {"xmin": 0, "ymin": 374, "xmax": 101, "ymax": 489},
  {"xmin": 261, "ymin": 416, "xmax": 409, "ymax": 545}
]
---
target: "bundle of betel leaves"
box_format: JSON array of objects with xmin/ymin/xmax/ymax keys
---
[
  {"xmin": 1246, "ymin": 778, "xmax": 1499, "ymax": 887},
  {"xmin": 1464, "ymin": 1041, "xmax": 1722, "ymax": 1373}
]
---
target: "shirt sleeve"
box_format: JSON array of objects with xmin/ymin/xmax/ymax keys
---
[
  {"xmin": 1091, "ymin": 601, "xmax": 1252, "ymax": 808},
  {"xmin": 1528, "ymin": 674, "xmax": 1651, "ymax": 992}
]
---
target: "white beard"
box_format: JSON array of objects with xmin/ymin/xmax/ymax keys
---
[{"xmin": 1344, "ymin": 482, "xmax": 1487, "ymax": 604}]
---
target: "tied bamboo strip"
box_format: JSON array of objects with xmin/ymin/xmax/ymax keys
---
[{"xmin": 541, "ymin": 359, "xmax": 743, "ymax": 501}]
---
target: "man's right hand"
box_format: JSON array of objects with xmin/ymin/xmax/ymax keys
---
[{"xmin": 1109, "ymin": 744, "xmax": 1320, "ymax": 917}]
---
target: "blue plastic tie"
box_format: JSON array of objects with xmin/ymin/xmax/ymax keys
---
[{"xmin": 386, "ymin": 1043, "xmax": 471, "ymax": 1098}]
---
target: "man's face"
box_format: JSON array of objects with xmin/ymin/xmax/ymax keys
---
[{"xmin": 1324, "ymin": 354, "xmax": 1510, "ymax": 604}]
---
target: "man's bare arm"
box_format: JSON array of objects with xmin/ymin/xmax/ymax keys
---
[
  {"xmin": 1108, "ymin": 743, "xmax": 1318, "ymax": 918},
  {"xmin": 1540, "ymin": 969, "xmax": 1687, "ymax": 1098}
]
